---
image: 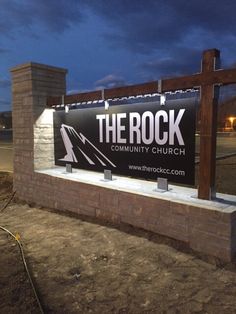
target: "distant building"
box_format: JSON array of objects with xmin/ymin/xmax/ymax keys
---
[
  {"xmin": 0, "ymin": 111, "xmax": 12, "ymax": 129},
  {"xmin": 218, "ymin": 97, "xmax": 236, "ymax": 131}
]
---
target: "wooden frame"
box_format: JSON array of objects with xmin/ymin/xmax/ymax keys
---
[{"xmin": 47, "ymin": 49, "xmax": 236, "ymax": 200}]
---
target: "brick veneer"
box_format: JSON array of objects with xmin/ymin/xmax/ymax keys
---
[{"xmin": 11, "ymin": 63, "xmax": 236, "ymax": 262}]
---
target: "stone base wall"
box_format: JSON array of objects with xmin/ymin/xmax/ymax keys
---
[
  {"xmin": 13, "ymin": 170, "xmax": 236, "ymax": 262},
  {"xmin": 11, "ymin": 62, "xmax": 236, "ymax": 263}
]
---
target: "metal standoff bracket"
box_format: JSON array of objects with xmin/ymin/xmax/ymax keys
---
[
  {"xmin": 158, "ymin": 79, "xmax": 162, "ymax": 93},
  {"xmin": 153, "ymin": 177, "xmax": 169, "ymax": 193},
  {"xmin": 62, "ymin": 95, "xmax": 69, "ymax": 113},
  {"xmin": 66, "ymin": 163, "xmax": 72, "ymax": 173},
  {"xmin": 158, "ymin": 80, "xmax": 166, "ymax": 106},
  {"xmin": 104, "ymin": 169, "xmax": 112, "ymax": 181},
  {"xmin": 102, "ymin": 89, "xmax": 109, "ymax": 110}
]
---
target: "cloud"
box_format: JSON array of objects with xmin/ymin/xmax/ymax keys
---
[
  {"xmin": 1, "ymin": 0, "xmax": 236, "ymax": 89},
  {"xmin": 0, "ymin": 0, "xmax": 84, "ymax": 36},
  {"xmin": 1, "ymin": 0, "xmax": 236, "ymax": 59},
  {"xmin": 94, "ymin": 74, "xmax": 126, "ymax": 89},
  {"xmin": 67, "ymin": 89, "xmax": 80, "ymax": 95},
  {"xmin": 0, "ymin": 99, "xmax": 11, "ymax": 112},
  {"xmin": 0, "ymin": 48, "xmax": 9, "ymax": 54},
  {"xmin": 0, "ymin": 79, "xmax": 11, "ymax": 88},
  {"xmin": 1, "ymin": 0, "xmax": 236, "ymax": 54},
  {"xmin": 0, "ymin": 99, "xmax": 10, "ymax": 105},
  {"xmin": 141, "ymin": 48, "xmax": 201, "ymax": 78},
  {"xmin": 80, "ymin": 0, "xmax": 236, "ymax": 78},
  {"xmin": 85, "ymin": 0, "xmax": 236, "ymax": 55}
]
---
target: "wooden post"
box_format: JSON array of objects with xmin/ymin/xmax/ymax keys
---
[{"xmin": 198, "ymin": 49, "xmax": 220, "ymax": 200}]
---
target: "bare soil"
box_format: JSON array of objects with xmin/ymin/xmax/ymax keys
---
[{"xmin": 0, "ymin": 158, "xmax": 236, "ymax": 313}]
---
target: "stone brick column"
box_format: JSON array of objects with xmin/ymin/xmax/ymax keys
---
[{"xmin": 11, "ymin": 63, "xmax": 67, "ymax": 196}]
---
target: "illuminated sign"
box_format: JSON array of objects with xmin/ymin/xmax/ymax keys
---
[{"xmin": 53, "ymin": 98, "xmax": 196, "ymax": 185}]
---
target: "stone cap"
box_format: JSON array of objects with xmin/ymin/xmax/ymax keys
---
[{"xmin": 10, "ymin": 62, "xmax": 68, "ymax": 74}]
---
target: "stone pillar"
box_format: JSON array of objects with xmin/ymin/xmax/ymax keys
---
[{"xmin": 11, "ymin": 63, "xmax": 67, "ymax": 195}]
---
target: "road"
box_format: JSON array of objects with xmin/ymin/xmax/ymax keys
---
[
  {"xmin": 0, "ymin": 136, "xmax": 235, "ymax": 172},
  {"xmin": 216, "ymin": 136, "xmax": 236, "ymax": 157},
  {"xmin": 195, "ymin": 135, "xmax": 236, "ymax": 160},
  {"xmin": 0, "ymin": 141, "xmax": 13, "ymax": 172}
]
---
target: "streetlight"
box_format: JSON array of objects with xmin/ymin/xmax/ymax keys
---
[{"xmin": 229, "ymin": 117, "xmax": 236, "ymax": 130}]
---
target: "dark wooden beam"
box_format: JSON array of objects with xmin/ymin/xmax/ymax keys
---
[
  {"xmin": 198, "ymin": 49, "xmax": 220, "ymax": 199},
  {"xmin": 47, "ymin": 90, "xmax": 102, "ymax": 107},
  {"xmin": 104, "ymin": 81, "xmax": 158, "ymax": 99},
  {"xmin": 46, "ymin": 81, "xmax": 161, "ymax": 107},
  {"xmin": 47, "ymin": 65, "xmax": 236, "ymax": 107},
  {"xmin": 162, "ymin": 68, "xmax": 236, "ymax": 90}
]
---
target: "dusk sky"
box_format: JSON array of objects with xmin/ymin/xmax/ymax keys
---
[{"xmin": 1, "ymin": 0, "xmax": 236, "ymax": 112}]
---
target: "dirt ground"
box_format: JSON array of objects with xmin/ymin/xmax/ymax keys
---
[{"xmin": 0, "ymin": 158, "xmax": 236, "ymax": 314}]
